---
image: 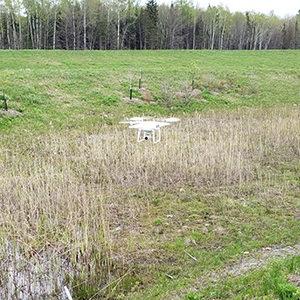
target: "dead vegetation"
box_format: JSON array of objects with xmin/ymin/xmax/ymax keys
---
[{"xmin": 0, "ymin": 104, "xmax": 299, "ymax": 298}]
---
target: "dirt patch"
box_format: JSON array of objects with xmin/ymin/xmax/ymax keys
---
[
  {"xmin": 1, "ymin": 109, "xmax": 23, "ymax": 118},
  {"xmin": 227, "ymin": 244, "xmax": 300, "ymax": 277},
  {"xmin": 288, "ymin": 274, "xmax": 300, "ymax": 287},
  {"xmin": 138, "ymin": 88, "xmax": 152, "ymax": 102},
  {"xmin": 121, "ymin": 97, "xmax": 156, "ymax": 105}
]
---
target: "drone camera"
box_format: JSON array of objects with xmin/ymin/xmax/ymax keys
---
[{"xmin": 143, "ymin": 132, "xmax": 152, "ymax": 141}]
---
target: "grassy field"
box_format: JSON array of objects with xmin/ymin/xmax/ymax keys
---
[
  {"xmin": 0, "ymin": 50, "xmax": 299, "ymax": 299},
  {"xmin": 1, "ymin": 50, "xmax": 299, "ymax": 131}
]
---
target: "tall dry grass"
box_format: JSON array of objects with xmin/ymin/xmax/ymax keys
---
[{"xmin": 0, "ymin": 104, "xmax": 299, "ymax": 298}]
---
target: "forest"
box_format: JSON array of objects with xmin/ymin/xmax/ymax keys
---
[{"xmin": 0, "ymin": 0, "xmax": 300, "ymax": 50}]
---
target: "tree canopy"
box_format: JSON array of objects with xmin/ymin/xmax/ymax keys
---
[{"xmin": 0, "ymin": 0, "xmax": 299, "ymax": 50}]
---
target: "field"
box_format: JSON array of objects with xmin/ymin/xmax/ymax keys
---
[{"xmin": 0, "ymin": 50, "xmax": 299, "ymax": 299}]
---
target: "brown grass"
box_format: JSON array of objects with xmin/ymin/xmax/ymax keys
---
[{"xmin": 0, "ymin": 104, "xmax": 299, "ymax": 298}]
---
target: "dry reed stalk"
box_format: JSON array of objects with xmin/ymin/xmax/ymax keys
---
[{"xmin": 0, "ymin": 104, "xmax": 299, "ymax": 297}]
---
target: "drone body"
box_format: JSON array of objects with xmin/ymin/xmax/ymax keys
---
[{"xmin": 120, "ymin": 117, "xmax": 180, "ymax": 143}]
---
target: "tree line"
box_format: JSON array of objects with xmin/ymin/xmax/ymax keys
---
[{"xmin": 0, "ymin": 0, "xmax": 300, "ymax": 50}]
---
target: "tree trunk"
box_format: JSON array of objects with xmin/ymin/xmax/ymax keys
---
[
  {"xmin": 117, "ymin": 11, "xmax": 120, "ymax": 50},
  {"xmin": 28, "ymin": 12, "xmax": 35, "ymax": 48},
  {"xmin": 72, "ymin": 5, "xmax": 76, "ymax": 49},
  {"xmin": 35, "ymin": 7, "xmax": 40, "ymax": 49},
  {"xmin": 83, "ymin": 0, "xmax": 87, "ymax": 50},
  {"xmin": 53, "ymin": 7, "xmax": 57, "ymax": 49},
  {"xmin": 65, "ymin": 17, "xmax": 69, "ymax": 49},
  {"xmin": 11, "ymin": 11, "xmax": 18, "ymax": 49},
  {"xmin": 192, "ymin": 16, "xmax": 196, "ymax": 49},
  {"xmin": 107, "ymin": 9, "xmax": 110, "ymax": 49},
  {"xmin": 0, "ymin": 22, "xmax": 4, "ymax": 48},
  {"xmin": 210, "ymin": 24, "xmax": 215, "ymax": 50},
  {"xmin": 18, "ymin": 9, "xmax": 23, "ymax": 49},
  {"xmin": 6, "ymin": 14, "xmax": 11, "ymax": 49}
]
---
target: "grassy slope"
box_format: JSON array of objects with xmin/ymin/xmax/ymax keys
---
[
  {"xmin": 0, "ymin": 50, "xmax": 299, "ymax": 299},
  {"xmin": 0, "ymin": 50, "xmax": 299, "ymax": 131}
]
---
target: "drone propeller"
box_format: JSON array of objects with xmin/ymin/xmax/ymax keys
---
[
  {"xmin": 129, "ymin": 117, "xmax": 144, "ymax": 122},
  {"xmin": 119, "ymin": 116, "xmax": 154, "ymax": 125},
  {"xmin": 157, "ymin": 117, "xmax": 181, "ymax": 123},
  {"xmin": 129, "ymin": 121, "xmax": 170, "ymax": 131},
  {"xmin": 165, "ymin": 117, "xmax": 180, "ymax": 123},
  {"xmin": 119, "ymin": 121, "xmax": 136, "ymax": 125},
  {"xmin": 129, "ymin": 116, "xmax": 153, "ymax": 122}
]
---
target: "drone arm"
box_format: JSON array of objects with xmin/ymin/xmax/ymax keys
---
[{"xmin": 137, "ymin": 129, "xmax": 144, "ymax": 142}]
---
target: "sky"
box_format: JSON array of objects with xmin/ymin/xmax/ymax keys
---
[{"xmin": 159, "ymin": 0, "xmax": 300, "ymax": 18}]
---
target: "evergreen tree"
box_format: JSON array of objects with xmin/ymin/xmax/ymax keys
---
[{"xmin": 145, "ymin": 0, "xmax": 158, "ymax": 49}]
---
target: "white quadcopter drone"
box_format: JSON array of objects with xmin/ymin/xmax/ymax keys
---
[{"xmin": 120, "ymin": 116, "xmax": 180, "ymax": 143}]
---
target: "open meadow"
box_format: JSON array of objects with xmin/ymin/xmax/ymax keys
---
[{"xmin": 0, "ymin": 50, "xmax": 299, "ymax": 299}]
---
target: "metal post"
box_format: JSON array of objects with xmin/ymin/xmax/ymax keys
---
[
  {"xmin": 3, "ymin": 92, "xmax": 8, "ymax": 111},
  {"xmin": 192, "ymin": 75, "xmax": 194, "ymax": 90},
  {"xmin": 130, "ymin": 71, "xmax": 133, "ymax": 100}
]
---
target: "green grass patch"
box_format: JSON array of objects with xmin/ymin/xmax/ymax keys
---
[
  {"xmin": 190, "ymin": 256, "xmax": 300, "ymax": 299},
  {"xmin": 0, "ymin": 50, "xmax": 300, "ymax": 133}
]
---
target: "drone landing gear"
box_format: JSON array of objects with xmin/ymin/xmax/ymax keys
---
[{"xmin": 137, "ymin": 129, "xmax": 161, "ymax": 144}]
